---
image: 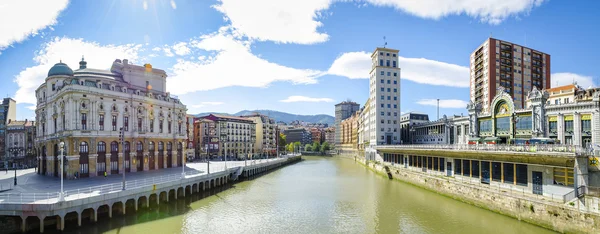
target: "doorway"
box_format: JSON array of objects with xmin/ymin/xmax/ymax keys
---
[{"xmin": 532, "ymin": 171, "xmax": 543, "ymax": 195}]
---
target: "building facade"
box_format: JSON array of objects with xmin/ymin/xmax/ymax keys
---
[
  {"xmin": 242, "ymin": 114, "xmax": 278, "ymax": 157},
  {"xmin": 0, "ymin": 98, "xmax": 16, "ymax": 164},
  {"xmin": 334, "ymin": 101, "xmax": 360, "ymax": 146},
  {"xmin": 470, "ymin": 38, "xmax": 551, "ymax": 112},
  {"xmin": 186, "ymin": 114, "xmax": 195, "ymax": 160},
  {"xmin": 198, "ymin": 114, "xmax": 255, "ymax": 159},
  {"xmin": 35, "ymin": 58, "xmax": 188, "ymax": 179},
  {"xmin": 400, "ymin": 112, "xmax": 429, "ymax": 144},
  {"xmin": 324, "ymin": 127, "xmax": 335, "ymax": 147},
  {"xmin": 339, "ymin": 111, "xmax": 360, "ymax": 154},
  {"xmin": 194, "ymin": 118, "xmax": 217, "ymax": 160},
  {"xmin": 4, "ymin": 120, "xmax": 36, "ymax": 168},
  {"xmin": 310, "ymin": 128, "xmax": 323, "ymax": 144},
  {"xmin": 284, "ymin": 128, "xmax": 312, "ymax": 146},
  {"xmin": 368, "ymin": 47, "xmax": 401, "ymax": 146}
]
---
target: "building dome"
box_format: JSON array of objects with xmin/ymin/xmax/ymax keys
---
[{"xmin": 48, "ymin": 62, "xmax": 74, "ymax": 77}]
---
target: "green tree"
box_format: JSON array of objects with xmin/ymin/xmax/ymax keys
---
[
  {"xmin": 322, "ymin": 142, "xmax": 330, "ymax": 151},
  {"xmin": 304, "ymin": 144, "xmax": 312, "ymax": 151},
  {"xmin": 312, "ymin": 142, "xmax": 321, "ymax": 152},
  {"xmin": 286, "ymin": 143, "xmax": 293, "ymax": 152},
  {"xmin": 279, "ymin": 133, "xmax": 287, "ymax": 148},
  {"xmin": 293, "ymin": 142, "xmax": 301, "ymax": 151}
]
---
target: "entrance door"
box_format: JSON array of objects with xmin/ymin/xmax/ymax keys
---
[
  {"xmin": 481, "ymin": 161, "xmax": 490, "ymax": 184},
  {"xmin": 167, "ymin": 142, "xmax": 173, "ymax": 168},
  {"xmin": 177, "ymin": 142, "xmax": 183, "ymax": 167},
  {"xmin": 136, "ymin": 142, "xmax": 144, "ymax": 171},
  {"xmin": 110, "ymin": 141, "xmax": 119, "ymax": 174},
  {"xmin": 79, "ymin": 141, "xmax": 89, "ymax": 178},
  {"xmin": 532, "ymin": 171, "xmax": 543, "ymax": 195},
  {"xmin": 446, "ymin": 162, "xmax": 452, "ymax": 176},
  {"xmin": 158, "ymin": 142, "xmax": 164, "ymax": 169},
  {"xmin": 42, "ymin": 146, "xmax": 47, "ymax": 175},
  {"xmin": 386, "ymin": 135, "xmax": 392, "ymax": 145},
  {"xmin": 149, "ymin": 142, "xmax": 155, "ymax": 170}
]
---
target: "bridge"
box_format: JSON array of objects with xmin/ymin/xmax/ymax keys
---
[{"xmin": 0, "ymin": 155, "xmax": 301, "ymax": 233}]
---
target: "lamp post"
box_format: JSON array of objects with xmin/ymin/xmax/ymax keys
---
[
  {"xmin": 58, "ymin": 141, "xmax": 65, "ymax": 202},
  {"xmin": 8, "ymin": 142, "xmax": 23, "ymax": 186},
  {"xmin": 511, "ymin": 112, "xmax": 520, "ymax": 143}
]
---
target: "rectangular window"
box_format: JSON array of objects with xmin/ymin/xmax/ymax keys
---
[
  {"xmin": 381, "ymin": 95, "xmax": 384, "ymax": 100},
  {"xmin": 503, "ymin": 163, "xmax": 514, "ymax": 184},
  {"xmin": 380, "ymin": 104, "xmax": 384, "ymax": 108},
  {"xmin": 553, "ymin": 167, "xmax": 574, "ymax": 186},
  {"xmin": 387, "ymin": 104, "xmax": 391, "ymax": 108},
  {"xmin": 387, "ymin": 72, "xmax": 391, "ymax": 76},
  {"xmin": 462, "ymin": 160, "xmax": 470, "ymax": 176},
  {"xmin": 387, "ymin": 88, "xmax": 390, "ymax": 92},
  {"xmin": 381, "ymin": 87, "xmax": 384, "ymax": 91},
  {"xmin": 380, "ymin": 71, "xmax": 384, "ymax": 75},
  {"xmin": 124, "ymin": 116, "xmax": 129, "ymax": 131},
  {"xmin": 564, "ymin": 120, "xmax": 573, "ymax": 132},
  {"xmin": 394, "ymin": 104, "xmax": 397, "ymax": 108},
  {"xmin": 138, "ymin": 118, "xmax": 142, "ymax": 132},
  {"xmin": 516, "ymin": 164, "xmax": 528, "ymax": 186},
  {"xmin": 387, "ymin": 96, "xmax": 390, "ymax": 100},
  {"xmin": 471, "ymin": 160, "xmax": 479, "ymax": 178},
  {"xmin": 54, "ymin": 118, "xmax": 57, "ymax": 133},
  {"xmin": 112, "ymin": 115, "xmax": 117, "ymax": 131},
  {"xmin": 380, "ymin": 112, "xmax": 384, "ymax": 116},
  {"xmin": 549, "ymin": 121, "xmax": 557, "ymax": 133},
  {"xmin": 582, "ymin": 119, "xmax": 591, "ymax": 132},
  {"xmin": 380, "ymin": 79, "xmax": 384, "ymax": 83},
  {"xmin": 394, "ymin": 97, "xmax": 397, "ymax": 101},
  {"xmin": 386, "ymin": 60, "xmax": 390, "ymax": 66},
  {"xmin": 394, "ymin": 88, "xmax": 397, "ymax": 92},
  {"xmin": 168, "ymin": 121, "xmax": 172, "ymax": 133},
  {"xmin": 81, "ymin": 113, "xmax": 87, "ymax": 130},
  {"xmin": 393, "ymin": 61, "xmax": 397, "ymax": 67},
  {"xmin": 62, "ymin": 115, "xmax": 65, "ymax": 131},
  {"xmin": 379, "ymin": 60, "xmax": 383, "ymax": 66},
  {"xmin": 492, "ymin": 162, "xmax": 502, "ymax": 182},
  {"xmin": 150, "ymin": 120, "xmax": 154, "ymax": 132},
  {"xmin": 99, "ymin": 114, "xmax": 104, "ymax": 131},
  {"xmin": 454, "ymin": 159, "xmax": 461, "ymax": 175},
  {"xmin": 393, "ymin": 80, "xmax": 397, "ymax": 84},
  {"xmin": 387, "ymin": 80, "xmax": 390, "ymax": 84}
]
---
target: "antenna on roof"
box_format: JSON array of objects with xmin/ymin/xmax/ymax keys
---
[{"xmin": 383, "ymin": 36, "xmax": 387, "ymax": 48}]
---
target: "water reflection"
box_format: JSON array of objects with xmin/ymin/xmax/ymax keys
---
[{"xmin": 44, "ymin": 157, "xmax": 555, "ymax": 234}]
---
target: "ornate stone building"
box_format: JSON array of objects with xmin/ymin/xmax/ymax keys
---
[
  {"xmin": 465, "ymin": 85, "xmax": 599, "ymax": 146},
  {"xmin": 35, "ymin": 58, "xmax": 188, "ymax": 179},
  {"xmin": 5, "ymin": 119, "xmax": 36, "ymax": 167}
]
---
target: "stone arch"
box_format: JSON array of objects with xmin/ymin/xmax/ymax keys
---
[
  {"xmin": 149, "ymin": 193, "xmax": 159, "ymax": 208},
  {"xmin": 97, "ymin": 204, "xmax": 110, "ymax": 218},
  {"xmin": 81, "ymin": 207, "xmax": 95, "ymax": 224},
  {"xmin": 185, "ymin": 185, "xmax": 192, "ymax": 196},
  {"xmin": 23, "ymin": 216, "xmax": 40, "ymax": 233},
  {"xmin": 168, "ymin": 189, "xmax": 176, "ymax": 201},
  {"xmin": 112, "ymin": 201, "xmax": 125, "ymax": 215},
  {"xmin": 138, "ymin": 196, "xmax": 148, "ymax": 209},
  {"xmin": 159, "ymin": 191, "xmax": 168, "ymax": 202},
  {"xmin": 177, "ymin": 187, "xmax": 184, "ymax": 198},
  {"xmin": 192, "ymin": 183, "xmax": 198, "ymax": 193},
  {"xmin": 125, "ymin": 198, "xmax": 136, "ymax": 213}
]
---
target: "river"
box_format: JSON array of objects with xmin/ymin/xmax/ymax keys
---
[{"xmin": 56, "ymin": 156, "xmax": 556, "ymax": 234}]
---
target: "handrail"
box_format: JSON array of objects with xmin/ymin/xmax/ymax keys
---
[
  {"xmin": 375, "ymin": 144, "xmax": 586, "ymax": 154},
  {"xmin": 563, "ymin": 186, "xmax": 586, "ymax": 202},
  {"xmin": 0, "ymin": 158, "xmax": 292, "ymax": 204}
]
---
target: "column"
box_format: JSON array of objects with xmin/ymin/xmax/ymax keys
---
[
  {"xmin": 77, "ymin": 211, "xmax": 81, "ymax": 227},
  {"xmin": 108, "ymin": 205, "xmax": 113, "ymax": 218},
  {"xmin": 573, "ymin": 113, "xmax": 582, "ymax": 146},
  {"xmin": 93, "ymin": 208, "xmax": 97, "ymax": 222},
  {"xmin": 39, "ymin": 216, "xmax": 45, "ymax": 233},
  {"xmin": 21, "ymin": 216, "xmax": 26, "ymax": 233},
  {"xmin": 557, "ymin": 114, "xmax": 565, "ymax": 144}
]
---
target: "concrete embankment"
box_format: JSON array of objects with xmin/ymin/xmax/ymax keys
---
[{"xmin": 340, "ymin": 154, "xmax": 600, "ymax": 234}]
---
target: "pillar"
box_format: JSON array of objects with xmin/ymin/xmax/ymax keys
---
[
  {"xmin": 135, "ymin": 199, "xmax": 138, "ymax": 211},
  {"xmin": 39, "ymin": 216, "xmax": 45, "ymax": 233},
  {"xmin": 108, "ymin": 205, "xmax": 113, "ymax": 218},
  {"xmin": 174, "ymin": 189, "xmax": 178, "ymax": 199},
  {"xmin": 21, "ymin": 216, "xmax": 26, "ymax": 233},
  {"xmin": 122, "ymin": 202, "xmax": 126, "ymax": 215},
  {"xmin": 58, "ymin": 215, "xmax": 64, "ymax": 231},
  {"xmin": 93, "ymin": 208, "xmax": 97, "ymax": 222},
  {"xmin": 166, "ymin": 192, "xmax": 169, "ymax": 202},
  {"xmin": 146, "ymin": 196, "xmax": 150, "ymax": 207},
  {"xmin": 77, "ymin": 211, "xmax": 82, "ymax": 227}
]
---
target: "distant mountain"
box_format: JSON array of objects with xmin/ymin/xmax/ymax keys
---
[{"xmin": 195, "ymin": 110, "xmax": 334, "ymax": 125}]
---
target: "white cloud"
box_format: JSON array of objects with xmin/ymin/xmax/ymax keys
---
[
  {"xmin": 191, "ymin": 102, "xmax": 224, "ymax": 108},
  {"xmin": 163, "ymin": 47, "xmax": 174, "ymax": 57},
  {"xmin": 166, "ymin": 27, "xmax": 323, "ymax": 95},
  {"xmin": 152, "ymin": 47, "xmax": 161, "ymax": 51},
  {"xmin": 211, "ymin": 0, "xmax": 544, "ymax": 46},
  {"xmin": 170, "ymin": 0, "xmax": 177, "ymax": 9},
  {"xmin": 328, "ymin": 52, "xmax": 372, "ymax": 79},
  {"xmin": 172, "ymin": 42, "xmax": 190, "ymax": 56},
  {"xmin": 327, "ymin": 51, "xmax": 469, "ymax": 87},
  {"xmin": 0, "ymin": 0, "xmax": 69, "ymax": 53},
  {"xmin": 279, "ymin": 96, "xmax": 334, "ymax": 103},
  {"xmin": 143, "ymin": 0, "xmax": 148, "ymax": 10},
  {"xmin": 213, "ymin": 0, "xmax": 330, "ymax": 44},
  {"xmin": 13, "ymin": 37, "xmax": 142, "ymax": 105},
  {"xmin": 417, "ymin": 99, "xmax": 468, "ymax": 108},
  {"xmin": 551, "ymin": 73, "xmax": 595, "ymax": 89},
  {"xmin": 365, "ymin": 0, "xmax": 546, "ymax": 25}
]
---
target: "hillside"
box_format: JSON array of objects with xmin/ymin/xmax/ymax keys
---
[{"xmin": 195, "ymin": 110, "xmax": 334, "ymax": 125}]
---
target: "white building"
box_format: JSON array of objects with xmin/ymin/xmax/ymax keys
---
[
  {"xmin": 35, "ymin": 58, "xmax": 188, "ymax": 179},
  {"xmin": 368, "ymin": 47, "xmax": 401, "ymax": 146}
]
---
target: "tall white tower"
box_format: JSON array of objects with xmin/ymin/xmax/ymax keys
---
[{"xmin": 368, "ymin": 47, "xmax": 401, "ymax": 146}]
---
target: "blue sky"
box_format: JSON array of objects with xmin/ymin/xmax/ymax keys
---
[{"xmin": 1, "ymin": 0, "xmax": 598, "ymax": 121}]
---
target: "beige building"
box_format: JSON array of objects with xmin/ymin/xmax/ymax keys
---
[
  {"xmin": 35, "ymin": 58, "xmax": 188, "ymax": 179},
  {"xmin": 197, "ymin": 114, "xmax": 255, "ymax": 159},
  {"xmin": 242, "ymin": 114, "xmax": 277, "ymax": 157},
  {"xmin": 470, "ymin": 38, "xmax": 551, "ymax": 112}
]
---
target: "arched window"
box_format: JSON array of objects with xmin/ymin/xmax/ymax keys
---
[
  {"xmin": 110, "ymin": 141, "xmax": 118, "ymax": 152},
  {"xmin": 79, "ymin": 141, "xmax": 89, "ymax": 153},
  {"xmin": 158, "ymin": 142, "xmax": 164, "ymax": 151},
  {"xmin": 98, "ymin": 142, "xmax": 106, "ymax": 153},
  {"xmin": 149, "ymin": 142, "xmax": 155, "ymax": 150},
  {"xmin": 124, "ymin": 141, "xmax": 130, "ymax": 152},
  {"xmin": 167, "ymin": 142, "xmax": 172, "ymax": 151},
  {"xmin": 136, "ymin": 141, "xmax": 143, "ymax": 151},
  {"xmin": 177, "ymin": 142, "xmax": 182, "ymax": 150}
]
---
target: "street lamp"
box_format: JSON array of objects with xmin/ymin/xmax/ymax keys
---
[
  {"xmin": 8, "ymin": 142, "xmax": 23, "ymax": 186},
  {"xmin": 511, "ymin": 112, "xmax": 520, "ymax": 143},
  {"xmin": 58, "ymin": 141, "xmax": 65, "ymax": 202}
]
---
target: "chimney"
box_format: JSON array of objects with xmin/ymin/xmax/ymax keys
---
[{"xmin": 123, "ymin": 59, "xmax": 129, "ymax": 65}]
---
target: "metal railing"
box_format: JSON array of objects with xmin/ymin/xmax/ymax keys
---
[
  {"xmin": 376, "ymin": 144, "xmax": 586, "ymax": 154},
  {"xmin": 0, "ymin": 158, "xmax": 290, "ymax": 204},
  {"xmin": 563, "ymin": 186, "xmax": 586, "ymax": 202}
]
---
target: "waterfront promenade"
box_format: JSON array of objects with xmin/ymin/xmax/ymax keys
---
[{"xmin": 0, "ymin": 156, "xmax": 301, "ymax": 233}]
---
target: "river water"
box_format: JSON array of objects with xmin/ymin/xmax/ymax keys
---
[{"xmin": 58, "ymin": 156, "xmax": 555, "ymax": 234}]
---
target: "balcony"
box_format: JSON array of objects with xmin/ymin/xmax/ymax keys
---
[{"xmin": 500, "ymin": 45, "xmax": 512, "ymax": 51}]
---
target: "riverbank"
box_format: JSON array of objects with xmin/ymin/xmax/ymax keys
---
[{"xmin": 341, "ymin": 155, "xmax": 600, "ymax": 234}]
